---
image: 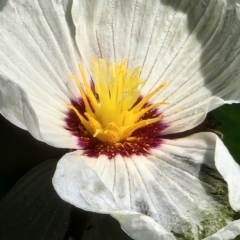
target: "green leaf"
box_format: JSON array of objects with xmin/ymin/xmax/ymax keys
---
[{"xmin": 208, "ymin": 103, "xmax": 240, "ymax": 164}]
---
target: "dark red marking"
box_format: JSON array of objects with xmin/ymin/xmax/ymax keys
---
[{"xmin": 65, "ymin": 97, "xmax": 168, "ymax": 159}]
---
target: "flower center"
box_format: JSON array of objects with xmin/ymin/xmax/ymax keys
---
[{"xmin": 68, "ymin": 58, "xmax": 166, "ymax": 144}]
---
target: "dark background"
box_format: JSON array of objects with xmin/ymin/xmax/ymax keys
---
[{"xmin": 0, "ymin": 115, "xmax": 67, "ymax": 199}]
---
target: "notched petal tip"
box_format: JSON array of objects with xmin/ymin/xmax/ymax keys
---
[{"xmin": 52, "ymin": 151, "xmax": 118, "ymax": 212}]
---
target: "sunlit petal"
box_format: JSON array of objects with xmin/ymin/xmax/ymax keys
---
[
  {"xmin": 72, "ymin": 0, "xmax": 240, "ymax": 135},
  {"xmin": 1, "ymin": 1, "xmax": 240, "ymax": 239},
  {"xmin": 0, "ymin": 0, "xmax": 81, "ymax": 148}
]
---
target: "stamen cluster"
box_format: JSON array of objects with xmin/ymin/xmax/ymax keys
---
[{"xmin": 68, "ymin": 58, "xmax": 166, "ymax": 144}]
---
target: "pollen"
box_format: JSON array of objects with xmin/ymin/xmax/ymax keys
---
[{"xmin": 68, "ymin": 58, "xmax": 167, "ymax": 144}]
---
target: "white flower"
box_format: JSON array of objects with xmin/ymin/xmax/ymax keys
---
[{"xmin": 1, "ymin": 0, "xmax": 240, "ymax": 239}]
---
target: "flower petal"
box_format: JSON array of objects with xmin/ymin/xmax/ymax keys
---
[
  {"xmin": 53, "ymin": 132, "xmax": 239, "ymax": 239},
  {"xmin": 112, "ymin": 213, "xmax": 176, "ymax": 240},
  {"xmin": 0, "ymin": 0, "xmax": 80, "ymax": 148},
  {"xmin": 72, "ymin": 0, "xmax": 240, "ymax": 135},
  {"xmin": 52, "ymin": 151, "xmax": 176, "ymax": 240},
  {"xmin": 215, "ymin": 137, "xmax": 240, "ymax": 212},
  {"xmin": 204, "ymin": 220, "xmax": 240, "ymax": 240},
  {"xmin": 0, "ymin": 75, "xmax": 41, "ymax": 140}
]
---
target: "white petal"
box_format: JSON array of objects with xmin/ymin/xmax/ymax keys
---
[
  {"xmin": 204, "ymin": 220, "xmax": 240, "ymax": 240},
  {"xmin": 53, "ymin": 132, "xmax": 239, "ymax": 239},
  {"xmin": 215, "ymin": 137, "xmax": 240, "ymax": 212},
  {"xmin": 72, "ymin": 0, "xmax": 240, "ymax": 134},
  {"xmin": 0, "ymin": 0, "xmax": 80, "ymax": 148},
  {"xmin": 53, "ymin": 151, "xmax": 175, "ymax": 240},
  {"xmin": 52, "ymin": 153, "xmax": 118, "ymax": 211},
  {"xmin": 0, "ymin": 76, "xmax": 41, "ymax": 140},
  {"xmin": 112, "ymin": 213, "xmax": 176, "ymax": 240}
]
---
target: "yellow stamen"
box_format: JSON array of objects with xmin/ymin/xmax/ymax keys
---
[{"xmin": 68, "ymin": 58, "xmax": 167, "ymax": 143}]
